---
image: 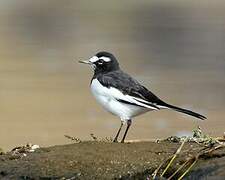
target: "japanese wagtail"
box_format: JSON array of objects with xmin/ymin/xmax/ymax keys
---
[{"xmin": 79, "ymin": 51, "xmax": 206, "ymax": 143}]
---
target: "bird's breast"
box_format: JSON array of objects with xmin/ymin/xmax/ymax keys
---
[
  {"xmin": 90, "ymin": 79, "xmax": 111, "ymax": 105},
  {"xmin": 90, "ymin": 79, "xmax": 149, "ymax": 120}
]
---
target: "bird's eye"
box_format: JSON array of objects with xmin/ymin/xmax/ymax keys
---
[{"xmin": 98, "ymin": 59, "xmax": 104, "ymax": 65}]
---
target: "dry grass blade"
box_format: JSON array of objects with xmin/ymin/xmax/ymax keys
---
[
  {"xmin": 160, "ymin": 137, "xmax": 187, "ymax": 177},
  {"xmin": 167, "ymin": 159, "xmax": 190, "ymax": 180},
  {"xmin": 152, "ymin": 138, "xmax": 187, "ymax": 179},
  {"xmin": 170, "ymin": 143, "xmax": 225, "ymax": 179},
  {"xmin": 205, "ymin": 144, "xmax": 225, "ymax": 154},
  {"xmin": 178, "ymin": 158, "xmax": 198, "ymax": 180},
  {"xmin": 152, "ymin": 156, "xmax": 172, "ymax": 179},
  {"xmin": 153, "ymin": 129, "xmax": 225, "ymax": 179}
]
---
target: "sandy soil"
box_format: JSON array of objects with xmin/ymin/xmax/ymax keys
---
[{"xmin": 0, "ymin": 141, "xmax": 224, "ymax": 180}]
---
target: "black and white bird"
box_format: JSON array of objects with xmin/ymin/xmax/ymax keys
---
[{"xmin": 79, "ymin": 51, "xmax": 206, "ymax": 143}]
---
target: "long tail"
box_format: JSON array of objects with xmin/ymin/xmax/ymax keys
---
[{"xmin": 161, "ymin": 102, "xmax": 206, "ymax": 120}]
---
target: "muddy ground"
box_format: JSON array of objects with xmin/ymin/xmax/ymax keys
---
[{"xmin": 0, "ymin": 141, "xmax": 224, "ymax": 180}]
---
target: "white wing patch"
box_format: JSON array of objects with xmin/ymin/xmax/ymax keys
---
[
  {"xmin": 91, "ymin": 79, "xmax": 159, "ymax": 110},
  {"xmin": 120, "ymin": 93, "xmax": 159, "ymax": 110}
]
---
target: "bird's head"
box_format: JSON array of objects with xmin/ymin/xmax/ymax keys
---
[{"xmin": 79, "ymin": 51, "xmax": 120, "ymax": 74}]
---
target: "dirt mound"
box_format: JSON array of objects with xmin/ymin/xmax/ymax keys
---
[{"xmin": 0, "ymin": 141, "xmax": 224, "ymax": 179}]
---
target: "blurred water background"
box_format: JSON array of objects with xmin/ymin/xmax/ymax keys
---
[{"xmin": 0, "ymin": 0, "xmax": 224, "ymax": 150}]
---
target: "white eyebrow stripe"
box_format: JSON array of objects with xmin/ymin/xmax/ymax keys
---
[
  {"xmin": 89, "ymin": 56, "xmax": 99, "ymax": 63},
  {"xmin": 99, "ymin": 56, "xmax": 111, "ymax": 62}
]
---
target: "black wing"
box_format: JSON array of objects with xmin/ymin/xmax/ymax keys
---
[
  {"xmin": 96, "ymin": 70, "xmax": 206, "ymax": 120},
  {"xmin": 96, "ymin": 70, "xmax": 164, "ymax": 108}
]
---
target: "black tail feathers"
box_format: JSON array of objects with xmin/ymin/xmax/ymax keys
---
[{"xmin": 162, "ymin": 103, "xmax": 206, "ymax": 120}]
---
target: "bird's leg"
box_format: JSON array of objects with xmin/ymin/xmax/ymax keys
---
[
  {"xmin": 113, "ymin": 122, "xmax": 123, "ymax": 143},
  {"xmin": 121, "ymin": 119, "xmax": 132, "ymax": 143}
]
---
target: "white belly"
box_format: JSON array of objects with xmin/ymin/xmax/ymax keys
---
[{"xmin": 90, "ymin": 79, "xmax": 149, "ymax": 120}]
